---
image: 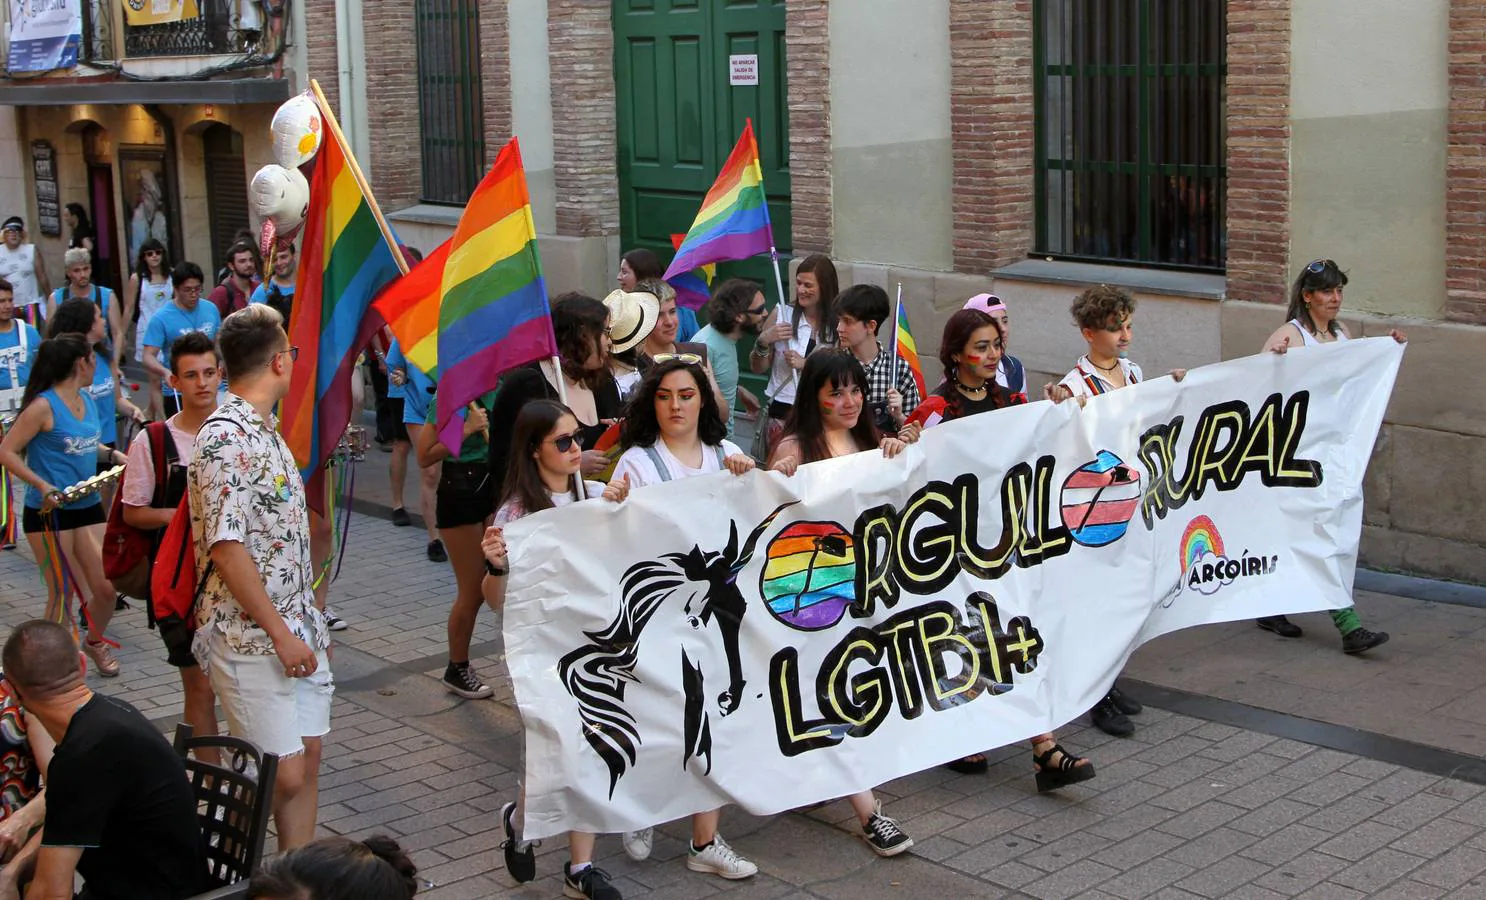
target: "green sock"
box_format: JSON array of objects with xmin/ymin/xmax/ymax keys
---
[{"xmin": 1330, "ymin": 606, "xmax": 1361, "ymax": 635}]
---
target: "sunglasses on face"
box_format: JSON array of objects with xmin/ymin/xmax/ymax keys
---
[
  {"xmin": 546, "ymin": 432, "xmax": 580, "ymax": 452},
  {"xmin": 652, "ymin": 352, "xmax": 703, "ymax": 366}
]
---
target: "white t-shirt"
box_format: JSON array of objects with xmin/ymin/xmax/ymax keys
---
[
  {"xmin": 122, "ymin": 415, "xmax": 197, "ymax": 507},
  {"xmin": 493, "ymin": 479, "xmax": 607, "ymax": 526},
  {"xmin": 613, "ymin": 439, "xmax": 743, "ymax": 488},
  {"xmin": 0, "ymin": 244, "xmax": 40, "ymax": 308},
  {"xmin": 1058, "ymin": 356, "xmax": 1144, "ymax": 400}
]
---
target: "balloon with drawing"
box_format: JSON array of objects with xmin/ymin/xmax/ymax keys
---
[
  {"xmin": 270, "ymin": 93, "xmax": 323, "ymax": 170},
  {"xmin": 249, "ymin": 165, "xmax": 310, "ymax": 240}
]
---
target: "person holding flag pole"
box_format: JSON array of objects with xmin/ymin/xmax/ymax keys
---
[{"xmin": 831, "ymin": 282, "xmax": 921, "ymax": 436}]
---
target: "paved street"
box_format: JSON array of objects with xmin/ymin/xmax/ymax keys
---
[{"xmin": 3, "ymin": 439, "xmax": 1486, "ymax": 898}]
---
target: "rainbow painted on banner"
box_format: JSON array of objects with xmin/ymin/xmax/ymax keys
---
[
  {"xmin": 435, "ymin": 138, "xmax": 558, "ymax": 451},
  {"xmin": 662, "ymin": 120, "xmax": 775, "ymax": 281},
  {"xmin": 1180, "ymin": 515, "xmax": 1225, "ymax": 572},
  {"xmin": 895, "ymin": 302, "xmax": 927, "ymax": 399},
  {"xmin": 760, "ymin": 522, "xmax": 857, "ymax": 631},
  {"xmin": 281, "ymin": 97, "xmax": 404, "ymax": 509}
]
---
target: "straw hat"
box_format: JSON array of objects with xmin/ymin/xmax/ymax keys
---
[{"xmin": 604, "ymin": 289, "xmax": 660, "ymax": 354}]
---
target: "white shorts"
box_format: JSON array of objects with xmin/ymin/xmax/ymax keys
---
[{"xmin": 204, "ymin": 636, "xmax": 334, "ymax": 758}]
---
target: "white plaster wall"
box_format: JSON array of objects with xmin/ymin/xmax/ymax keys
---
[
  {"xmin": 508, "ymin": 0, "xmax": 557, "ymax": 235},
  {"xmin": 828, "ymin": 0, "xmax": 954, "ymax": 271}
]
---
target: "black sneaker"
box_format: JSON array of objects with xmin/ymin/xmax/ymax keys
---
[
  {"xmin": 427, "ymin": 539, "xmax": 448, "ymax": 563},
  {"xmin": 861, "ymin": 800, "xmax": 913, "ymax": 857},
  {"xmin": 443, "ymin": 662, "xmax": 494, "ymax": 699},
  {"xmin": 1090, "ymin": 694, "xmax": 1134, "ymax": 736},
  {"xmin": 1107, "ymin": 685, "xmax": 1142, "ymax": 716},
  {"xmin": 1257, "ymin": 615, "xmax": 1303, "ymax": 638},
  {"xmin": 323, "ymin": 607, "xmax": 348, "ymax": 631},
  {"xmin": 1342, "ymin": 627, "xmax": 1389, "ymax": 655},
  {"xmin": 500, "ymin": 802, "xmax": 536, "ymax": 883},
  {"xmin": 391, "ymin": 506, "xmax": 411, "ymax": 527},
  {"xmin": 563, "ymin": 863, "xmax": 620, "ymax": 899}
]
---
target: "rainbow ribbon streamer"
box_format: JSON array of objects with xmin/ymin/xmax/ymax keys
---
[
  {"xmin": 0, "ymin": 465, "xmax": 15, "ymax": 548},
  {"xmin": 312, "ymin": 455, "xmax": 359, "ymax": 590}
]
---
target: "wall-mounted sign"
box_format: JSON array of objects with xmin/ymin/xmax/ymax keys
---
[
  {"xmin": 729, "ymin": 54, "xmax": 759, "ymax": 87},
  {"xmin": 5, "ymin": 0, "xmax": 81, "ymax": 73},
  {"xmin": 31, "ymin": 141, "xmax": 60, "ymax": 237},
  {"xmin": 123, "ymin": 0, "xmax": 200, "ymax": 27}
]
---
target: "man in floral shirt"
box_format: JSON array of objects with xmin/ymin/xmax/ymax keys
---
[{"xmin": 187, "ymin": 304, "xmax": 330, "ymax": 851}]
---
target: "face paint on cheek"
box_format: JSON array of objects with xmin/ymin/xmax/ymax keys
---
[
  {"xmin": 964, "ymin": 354, "xmax": 982, "ymax": 365},
  {"xmin": 821, "ymin": 399, "xmax": 837, "ymax": 412}
]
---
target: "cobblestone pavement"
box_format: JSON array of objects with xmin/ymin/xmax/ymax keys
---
[{"xmin": 3, "ymin": 460, "xmax": 1486, "ymax": 898}]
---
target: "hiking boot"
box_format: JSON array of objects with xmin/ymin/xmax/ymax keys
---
[
  {"xmin": 323, "ymin": 607, "xmax": 348, "ymax": 631},
  {"xmin": 391, "ymin": 506, "xmax": 411, "ymax": 527},
  {"xmin": 427, "ymin": 539, "xmax": 448, "ymax": 563},
  {"xmin": 83, "ymin": 638, "xmax": 120, "ymax": 677},
  {"xmin": 622, "ymin": 827, "xmax": 653, "ymax": 861},
  {"xmin": 563, "ymin": 863, "xmax": 620, "ymax": 899},
  {"xmin": 862, "ymin": 801, "xmax": 914, "ymax": 857},
  {"xmin": 443, "ymin": 662, "xmax": 494, "ymax": 699},
  {"xmin": 1107, "ymin": 685, "xmax": 1142, "ymax": 715},
  {"xmin": 499, "ymin": 802, "xmax": 536, "ymax": 883},
  {"xmin": 1090, "ymin": 693, "xmax": 1133, "ymax": 736},
  {"xmin": 1342, "ymin": 627, "xmax": 1389, "ymax": 655},
  {"xmin": 1257, "ymin": 615, "xmax": 1303, "ymax": 638},
  {"xmin": 686, "ymin": 834, "xmax": 758, "ymax": 879}
]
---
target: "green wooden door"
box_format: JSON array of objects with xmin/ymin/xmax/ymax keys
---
[{"xmin": 613, "ymin": 0, "xmax": 791, "ymax": 289}]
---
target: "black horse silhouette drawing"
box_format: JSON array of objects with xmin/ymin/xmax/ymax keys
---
[{"xmin": 559, "ymin": 502, "xmax": 796, "ymax": 797}]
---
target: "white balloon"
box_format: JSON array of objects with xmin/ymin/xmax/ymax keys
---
[
  {"xmin": 250, "ymin": 165, "xmax": 310, "ymax": 233},
  {"xmin": 271, "ymin": 94, "xmax": 323, "ymax": 169}
]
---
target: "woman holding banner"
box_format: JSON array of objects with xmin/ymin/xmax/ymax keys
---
[
  {"xmin": 480, "ymin": 399, "xmax": 629, "ymax": 900},
  {"xmin": 930, "ymin": 307, "xmax": 1098, "ymax": 789},
  {"xmin": 749, "ymin": 254, "xmax": 840, "ymax": 454},
  {"xmin": 767, "ymin": 350, "xmax": 917, "ymax": 858},
  {"xmin": 1254, "ymin": 258, "xmax": 1402, "ymax": 653}
]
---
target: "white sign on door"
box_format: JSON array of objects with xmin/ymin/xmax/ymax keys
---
[{"xmin": 729, "ymin": 54, "xmax": 759, "ymax": 86}]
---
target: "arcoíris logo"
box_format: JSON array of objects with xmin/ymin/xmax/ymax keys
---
[{"xmin": 1176, "ymin": 515, "xmax": 1277, "ymax": 598}]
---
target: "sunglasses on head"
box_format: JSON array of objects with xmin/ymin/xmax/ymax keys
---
[
  {"xmin": 1304, "ymin": 259, "xmax": 1336, "ymax": 275},
  {"xmin": 652, "ymin": 352, "xmax": 703, "ymax": 366}
]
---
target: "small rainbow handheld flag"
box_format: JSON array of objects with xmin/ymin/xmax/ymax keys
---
[
  {"xmin": 895, "ymin": 295, "xmax": 928, "ymax": 399},
  {"xmin": 282, "ymin": 87, "xmax": 405, "ymax": 511},
  {"xmin": 666, "ymin": 233, "xmax": 715, "ymax": 311},
  {"xmin": 372, "ymin": 239, "xmax": 451, "ymax": 377},
  {"xmin": 662, "ymin": 120, "xmax": 775, "ymax": 281},
  {"xmin": 435, "ymin": 138, "xmax": 557, "ymax": 451}
]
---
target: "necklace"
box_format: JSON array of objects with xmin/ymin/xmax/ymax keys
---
[{"xmin": 1091, "ymin": 357, "xmax": 1122, "ymax": 373}]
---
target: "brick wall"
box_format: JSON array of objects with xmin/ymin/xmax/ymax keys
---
[
  {"xmin": 785, "ymin": 0, "xmax": 831, "ymax": 255},
  {"xmin": 1224, "ymin": 0, "xmax": 1291, "ymax": 304},
  {"xmin": 548, "ymin": 0, "xmax": 618, "ymax": 237},
  {"xmin": 1447, "ymin": 0, "xmax": 1486, "ymax": 324},
  {"xmin": 361, "ymin": 0, "xmax": 420, "ymax": 208},
  {"xmin": 479, "ymin": 0, "xmax": 514, "ymax": 159},
  {"xmin": 947, "ymin": 0, "xmax": 1035, "ymax": 274},
  {"xmin": 303, "ymin": 4, "xmax": 338, "ymax": 112}
]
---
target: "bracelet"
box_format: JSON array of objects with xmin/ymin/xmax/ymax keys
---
[
  {"xmin": 485, "ymin": 560, "xmax": 507, "ymax": 577},
  {"xmin": 751, "ymin": 343, "xmax": 771, "ymax": 358}
]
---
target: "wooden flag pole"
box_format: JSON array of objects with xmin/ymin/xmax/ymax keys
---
[{"xmin": 307, "ymin": 79, "xmax": 409, "ymax": 278}]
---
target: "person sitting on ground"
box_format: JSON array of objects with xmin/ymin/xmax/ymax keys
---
[
  {"xmin": 3, "ymin": 620, "xmax": 204, "ymax": 900},
  {"xmin": 247, "ymin": 834, "xmax": 419, "ymax": 900}
]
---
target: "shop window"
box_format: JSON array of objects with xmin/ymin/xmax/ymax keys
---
[{"xmin": 415, "ymin": 0, "xmax": 485, "ymax": 205}]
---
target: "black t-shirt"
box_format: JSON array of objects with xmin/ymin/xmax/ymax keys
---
[
  {"xmin": 932, "ymin": 381, "xmax": 1024, "ymax": 421},
  {"xmin": 43, "ymin": 694, "xmax": 205, "ymax": 900},
  {"xmin": 485, "ymin": 363, "xmax": 621, "ymax": 490}
]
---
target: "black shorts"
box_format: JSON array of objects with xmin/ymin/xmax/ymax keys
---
[
  {"xmin": 386, "ymin": 397, "xmax": 409, "ymax": 442},
  {"xmin": 23, "ymin": 502, "xmax": 105, "ymax": 533},
  {"xmin": 436, "ymin": 461, "xmax": 493, "ymax": 529},
  {"xmin": 158, "ymin": 617, "xmax": 198, "ymax": 668}
]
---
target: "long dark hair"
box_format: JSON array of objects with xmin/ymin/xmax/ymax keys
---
[
  {"xmin": 781, "ymin": 350, "xmax": 879, "ymax": 464},
  {"xmin": 46, "ymin": 298, "xmax": 108, "ymax": 360},
  {"xmin": 793, "ymin": 254, "xmax": 840, "ymax": 345},
  {"xmin": 1286, "ymin": 258, "xmax": 1348, "ymax": 337},
  {"xmin": 19, "ymin": 334, "xmax": 92, "ymax": 412},
  {"xmin": 247, "ymin": 834, "xmax": 417, "ymax": 900},
  {"xmin": 620, "ymin": 358, "xmax": 727, "ymax": 450},
  {"xmin": 498, "ymin": 400, "xmax": 578, "ymax": 518},
  {"xmin": 65, "ymin": 202, "xmax": 90, "ymax": 233},
  {"xmin": 622, "ymin": 248, "xmax": 665, "ymax": 282},
  {"xmin": 133, "ymin": 238, "xmax": 169, "ymax": 283},
  {"xmin": 936, "ymin": 308, "xmax": 1012, "ymax": 420},
  {"xmin": 553, "ymin": 293, "xmax": 611, "ymax": 391}
]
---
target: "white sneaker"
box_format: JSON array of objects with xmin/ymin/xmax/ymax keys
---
[
  {"xmin": 686, "ymin": 833, "xmax": 757, "ymax": 880},
  {"xmin": 622, "ymin": 827, "xmax": 653, "ymax": 861}
]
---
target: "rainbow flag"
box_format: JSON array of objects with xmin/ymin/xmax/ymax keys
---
[
  {"xmin": 282, "ymin": 97, "xmax": 404, "ymax": 511},
  {"xmin": 372, "ymin": 238, "xmax": 450, "ymax": 377},
  {"xmin": 895, "ymin": 300, "xmax": 928, "ymax": 399},
  {"xmin": 435, "ymin": 137, "xmax": 557, "ymax": 451},
  {"xmin": 666, "ymin": 232, "xmax": 715, "ymax": 311},
  {"xmin": 662, "ymin": 120, "xmax": 775, "ymax": 281}
]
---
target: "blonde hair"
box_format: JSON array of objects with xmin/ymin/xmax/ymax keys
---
[
  {"xmin": 635, "ymin": 277, "xmax": 676, "ymax": 306},
  {"xmin": 62, "ymin": 247, "xmax": 90, "ymax": 269}
]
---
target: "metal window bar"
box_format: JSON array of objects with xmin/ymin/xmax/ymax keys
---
[
  {"xmin": 122, "ymin": 0, "xmax": 264, "ymax": 58},
  {"xmin": 1034, "ymin": 0, "xmax": 1226, "ymax": 271},
  {"xmin": 415, "ymin": 0, "xmax": 486, "ymax": 205}
]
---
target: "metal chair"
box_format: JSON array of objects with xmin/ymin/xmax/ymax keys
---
[{"xmin": 174, "ymin": 722, "xmax": 279, "ymax": 897}]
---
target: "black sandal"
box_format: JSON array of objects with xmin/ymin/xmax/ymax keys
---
[
  {"xmin": 943, "ymin": 753, "xmax": 989, "ymax": 775},
  {"xmin": 1032, "ymin": 743, "xmax": 1096, "ymax": 793}
]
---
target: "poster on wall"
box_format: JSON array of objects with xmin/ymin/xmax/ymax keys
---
[
  {"xmin": 5, "ymin": 0, "xmax": 81, "ymax": 73},
  {"xmin": 118, "ymin": 147, "xmax": 171, "ymax": 268},
  {"xmin": 122, "ymin": 0, "xmax": 200, "ymax": 27},
  {"xmin": 30, "ymin": 141, "xmax": 60, "ymax": 237}
]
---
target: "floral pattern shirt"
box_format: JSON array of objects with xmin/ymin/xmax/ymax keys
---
[{"xmin": 188, "ymin": 392, "xmax": 326, "ymax": 657}]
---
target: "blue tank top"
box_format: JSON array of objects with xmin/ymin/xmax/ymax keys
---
[
  {"xmin": 83, "ymin": 350, "xmax": 116, "ymax": 445},
  {"xmin": 25, "ymin": 389, "xmax": 101, "ymax": 510}
]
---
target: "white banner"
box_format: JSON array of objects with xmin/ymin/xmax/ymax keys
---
[
  {"xmin": 504, "ymin": 339, "xmax": 1403, "ymax": 840},
  {"xmin": 6, "ymin": 0, "xmax": 81, "ymax": 73}
]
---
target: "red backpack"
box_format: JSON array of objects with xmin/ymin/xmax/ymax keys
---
[
  {"xmin": 102, "ymin": 423, "xmax": 176, "ymax": 602},
  {"xmin": 151, "ymin": 491, "xmax": 213, "ymax": 632}
]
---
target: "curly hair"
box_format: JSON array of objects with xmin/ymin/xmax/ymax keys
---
[
  {"xmin": 1069, "ymin": 284, "xmax": 1136, "ymax": 331},
  {"xmin": 620, "ymin": 358, "xmax": 728, "ymax": 450},
  {"xmin": 552, "ymin": 292, "xmax": 611, "ymax": 390}
]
